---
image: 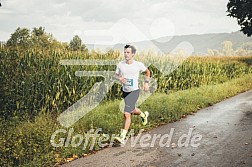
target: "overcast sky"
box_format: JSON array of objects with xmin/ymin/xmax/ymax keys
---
[{"xmin": 0, "ymin": 0, "xmax": 240, "ymax": 44}]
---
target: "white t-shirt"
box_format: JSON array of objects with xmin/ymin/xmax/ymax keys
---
[{"xmin": 115, "ymin": 60, "xmax": 147, "ymax": 92}]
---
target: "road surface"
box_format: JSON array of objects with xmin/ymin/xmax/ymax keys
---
[{"xmin": 62, "ymin": 90, "xmax": 252, "ymax": 167}]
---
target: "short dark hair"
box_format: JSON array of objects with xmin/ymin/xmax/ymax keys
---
[{"xmin": 124, "ymin": 44, "xmax": 136, "ymax": 54}]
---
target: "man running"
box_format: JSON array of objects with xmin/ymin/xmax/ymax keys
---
[{"xmin": 114, "ymin": 44, "xmax": 150, "ymax": 144}]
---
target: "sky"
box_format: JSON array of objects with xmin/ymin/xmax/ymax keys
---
[{"xmin": 0, "ymin": 0, "xmax": 240, "ymax": 45}]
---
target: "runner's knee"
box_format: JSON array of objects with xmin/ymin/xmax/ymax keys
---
[{"xmin": 124, "ymin": 112, "xmax": 131, "ymax": 118}]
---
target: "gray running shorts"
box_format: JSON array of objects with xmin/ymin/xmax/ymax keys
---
[{"xmin": 122, "ymin": 89, "xmax": 140, "ymax": 113}]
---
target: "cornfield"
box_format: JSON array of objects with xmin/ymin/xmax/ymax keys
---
[{"xmin": 0, "ymin": 47, "xmax": 252, "ymax": 120}]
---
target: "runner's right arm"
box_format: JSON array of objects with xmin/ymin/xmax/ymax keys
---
[{"xmin": 114, "ymin": 73, "xmax": 127, "ymax": 84}]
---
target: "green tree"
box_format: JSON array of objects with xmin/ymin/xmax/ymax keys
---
[
  {"xmin": 6, "ymin": 27, "xmax": 31, "ymax": 48},
  {"xmin": 31, "ymin": 27, "xmax": 55, "ymax": 48},
  {"xmin": 227, "ymin": 0, "xmax": 252, "ymax": 37},
  {"xmin": 69, "ymin": 35, "xmax": 87, "ymax": 51},
  {"xmin": 6, "ymin": 26, "xmax": 76, "ymax": 51}
]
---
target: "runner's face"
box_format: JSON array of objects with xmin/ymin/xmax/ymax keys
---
[{"xmin": 124, "ymin": 48, "xmax": 134, "ymax": 61}]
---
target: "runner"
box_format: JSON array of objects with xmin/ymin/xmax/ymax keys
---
[{"xmin": 114, "ymin": 44, "xmax": 151, "ymax": 144}]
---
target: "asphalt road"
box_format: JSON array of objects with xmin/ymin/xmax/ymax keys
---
[{"xmin": 62, "ymin": 90, "xmax": 252, "ymax": 167}]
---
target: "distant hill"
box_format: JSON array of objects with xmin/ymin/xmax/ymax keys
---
[{"xmin": 86, "ymin": 31, "xmax": 252, "ymax": 55}]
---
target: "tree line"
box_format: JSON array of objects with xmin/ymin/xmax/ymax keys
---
[{"xmin": 4, "ymin": 26, "xmax": 88, "ymax": 52}]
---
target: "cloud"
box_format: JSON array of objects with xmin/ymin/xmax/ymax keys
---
[{"xmin": 0, "ymin": 0, "xmax": 240, "ymax": 43}]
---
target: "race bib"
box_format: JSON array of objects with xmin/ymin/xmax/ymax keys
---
[
  {"xmin": 126, "ymin": 79, "xmax": 133, "ymax": 86},
  {"xmin": 124, "ymin": 79, "xmax": 134, "ymax": 91}
]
